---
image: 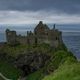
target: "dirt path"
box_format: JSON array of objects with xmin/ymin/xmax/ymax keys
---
[{"xmin": 0, "ymin": 73, "xmax": 11, "ymax": 80}]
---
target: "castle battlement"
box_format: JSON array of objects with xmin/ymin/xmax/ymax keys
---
[{"xmin": 6, "ymin": 21, "xmax": 62, "ymax": 47}]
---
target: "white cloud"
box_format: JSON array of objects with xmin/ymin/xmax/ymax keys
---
[{"xmin": 0, "ymin": 10, "xmax": 80, "ymax": 24}]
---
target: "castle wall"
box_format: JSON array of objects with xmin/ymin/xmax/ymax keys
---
[
  {"xmin": 5, "ymin": 21, "xmax": 63, "ymax": 48},
  {"xmin": 16, "ymin": 35, "xmax": 27, "ymax": 45},
  {"xmin": 6, "ymin": 29, "xmax": 17, "ymax": 45}
]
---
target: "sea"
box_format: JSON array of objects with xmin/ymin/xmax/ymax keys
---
[{"xmin": 0, "ymin": 24, "xmax": 80, "ymax": 60}]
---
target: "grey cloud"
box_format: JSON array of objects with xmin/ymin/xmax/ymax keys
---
[
  {"xmin": 0, "ymin": 11, "xmax": 80, "ymax": 24},
  {"xmin": 0, "ymin": 0, "xmax": 80, "ymax": 14}
]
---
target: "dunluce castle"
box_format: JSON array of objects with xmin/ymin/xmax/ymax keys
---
[{"xmin": 6, "ymin": 21, "xmax": 62, "ymax": 48}]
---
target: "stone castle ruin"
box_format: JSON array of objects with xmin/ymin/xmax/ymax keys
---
[{"xmin": 6, "ymin": 21, "xmax": 62, "ymax": 48}]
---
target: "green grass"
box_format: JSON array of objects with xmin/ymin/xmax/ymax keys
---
[
  {"xmin": 0, "ymin": 44, "xmax": 28, "ymax": 57},
  {"xmin": 43, "ymin": 61, "xmax": 80, "ymax": 80},
  {"xmin": 0, "ymin": 60, "xmax": 22, "ymax": 80},
  {"xmin": 47, "ymin": 50, "xmax": 76, "ymax": 69},
  {"xmin": 26, "ymin": 50, "xmax": 78, "ymax": 80},
  {"xmin": 42, "ymin": 50, "xmax": 80, "ymax": 80},
  {"xmin": 26, "ymin": 69, "xmax": 44, "ymax": 80},
  {"xmin": 0, "ymin": 43, "xmax": 53, "ymax": 57},
  {"xmin": 0, "ymin": 43, "xmax": 79, "ymax": 80}
]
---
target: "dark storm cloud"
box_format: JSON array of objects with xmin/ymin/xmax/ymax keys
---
[{"xmin": 0, "ymin": 0, "xmax": 80, "ymax": 14}]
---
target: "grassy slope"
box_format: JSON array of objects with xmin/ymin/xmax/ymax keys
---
[
  {"xmin": 0, "ymin": 44, "xmax": 28, "ymax": 57},
  {"xmin": 26, "ymin": 50, "xmax": 80, "ymax": 80},
  {"xmin": 26, "ymin": 69, "xmax": 44, "ymax": 80},
  {"xmin": 0, "ymin": 60, "xmax": 22, "ymax": 80},
  {"xmin": 0, "ymin": 43, "xmax": 52, "ymax": 80},
  {"xmin": 43, "ymin": 61, "xmax": 80, "ymax": 80},
  {"xmin": 0, "ymin": 43, "xmax": 52, "ymax": 57},
  {"xmin": 42, "ymin": 50, "xmax": 80, "ymax": 80},
  {"xmin": 0, "ymin": 43, "xmax": 80, "ymax": 80}
]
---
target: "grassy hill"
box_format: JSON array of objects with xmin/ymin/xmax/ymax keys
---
[
  {"xmin": 43, "ymin": 61, "xmax": 80, "ymax": 80},
  {"xmin": 0, "ymin": 43, "xmax": 52, "ymax": 57},
  {"xmin": 0, "ymin": 60, "xmax": 22, "ymax": 80},
  {"xmin": 26, "ymin": 50, "xmax": 80, "ymax": 80},
  {"xmin": 0, "ymin": 43, "xmax": 80, "ymax": 80}
]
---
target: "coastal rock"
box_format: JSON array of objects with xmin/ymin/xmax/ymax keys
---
[{"xmin": 14, "ymin": 52, "xmax": 50, "ymax": 76}]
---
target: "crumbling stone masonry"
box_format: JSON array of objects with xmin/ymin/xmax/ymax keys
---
[{"xmin": 6, "ymin": 21, "xmax": 62, "ymax": 47}]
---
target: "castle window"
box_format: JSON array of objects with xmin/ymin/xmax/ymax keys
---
[
  {"xmin": 56, "ymin": 37, "xmax": 58, "ymax": 40},
  {"xmin": 46, "ymin": 33, "xmax": 48, "ymax": 35},
  {"xmin": 35, "ymin": 38, "xmax": 38, "ymax": 45}
]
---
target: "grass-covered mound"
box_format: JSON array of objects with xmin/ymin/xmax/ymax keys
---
[
  {"xmin": 0, "ymin": 44, "xmax": 28, "ymax": 57},
  {"xmin": 26, "ymin": 69, "xmax": 44, "ymax": 80},
  {"xmin": 0, "ymin": 43, "xmax": 80, "ymax": 80},
  {"xmin": 0, "ymin": 60, "xmax": 22, "ymax": 80},
  {"xmin": 43, "ymin": 60, "xmax": 80, "ymax": 80},
  {"xmin": 26, "ymin": 50, "xmax": 79, "ymax": 80},
  {"xmin": 0, "ymin": 43, "xmax": 53, "ymax": 80},
  {"xmin": 0, "ymin": 43, "xmax": 52, "ymax": 57}
]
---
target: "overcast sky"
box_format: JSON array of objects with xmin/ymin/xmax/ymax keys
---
[{"xmin": 0, "ymin": 0, "xmax": 80, "ymax": 24}]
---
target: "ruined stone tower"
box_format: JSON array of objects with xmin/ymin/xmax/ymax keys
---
[{"xmin": 6, "ymin": 29, "xmax": 17, "ymax": 45}]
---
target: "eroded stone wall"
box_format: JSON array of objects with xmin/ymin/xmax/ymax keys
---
[{"xmin": 5, "ymin": 21, "xmax": 62, "ymax": 48}]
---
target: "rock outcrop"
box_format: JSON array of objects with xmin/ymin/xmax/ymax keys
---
[{"xmin": 14, "ymin": 52, "xmax": 50, "ymax": 76}]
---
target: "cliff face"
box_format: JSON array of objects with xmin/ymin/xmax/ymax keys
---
[
  {"xmin": 0, "ymin": 35, "xmax": 79, "ymax": 80},
  {"xmin": 0, "ymin": 45, "xmax": 51, "ymax": 78},
  {"xmin": 14, "ymin": 52, "xmax": 50, "ymax": 76}
]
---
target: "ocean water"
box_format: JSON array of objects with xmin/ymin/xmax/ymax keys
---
[{"xmin": 0, "ymin": 24, "xmax": 80, "ymax": 60}]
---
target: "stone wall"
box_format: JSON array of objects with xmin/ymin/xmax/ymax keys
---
[
  {"xmin": 5, "ymin": 21, "xmax": 62, "ymax": 48},
  {"xmin": 6, "ymin": 29, "xmax": 17, "ymax": 45}
]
